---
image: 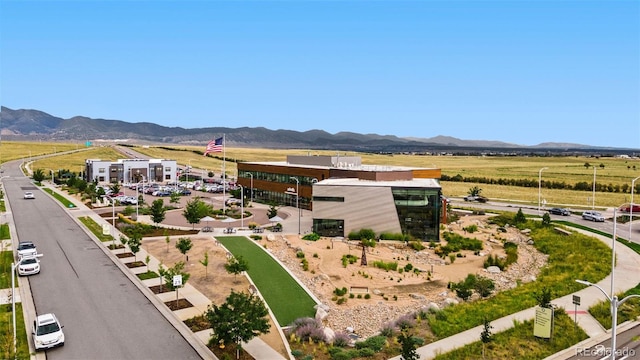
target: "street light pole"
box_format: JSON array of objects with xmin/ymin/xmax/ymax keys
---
[
  {"xmin": 630, "ymin": 176, "xmax": 640, "ymax": 243},
  {"xmin": 575, "ymin": 208, "xmax": 640, "ymax": 360},
  {"xmin": 238, "ymin": 185, "xmax": 244, "ymax": 228},
  {"xmin": 575, "ymin": 279, "xmax": 640, "ymax": 360},
  {"xmin": 538, "ymin": 167, "xmax": 548, "ymax": 215},
  {"xmin": 248, "ymin": 173, "xmax": 253, "ymax": 204},
  {"xmin": 291, "ymin": 177, "xmax": 300, "ymax": 235},
  {"xmin": 593, "ymin": 166, "xmax": 597, "ymax": 209}
]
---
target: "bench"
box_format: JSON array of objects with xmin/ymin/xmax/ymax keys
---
[
  {"xmin": 202, "ymin": 226, "xmax": 213, "ymax": 232},
  {"xmin": 350, "ymin": 286, "xmax": 369, "ymax": 294},
  {"xmin": 224, "ymin": 227, "xmax": 236, "ymax": 234}
]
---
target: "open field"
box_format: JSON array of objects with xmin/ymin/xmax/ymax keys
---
[{"xmin": 2, "ymin": 141, "xmax": 639, "ymax": 208}]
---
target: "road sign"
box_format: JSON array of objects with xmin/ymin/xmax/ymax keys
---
[{"xmin": 573, "ymin": 295, "xmax": 580, "ymax": 305}]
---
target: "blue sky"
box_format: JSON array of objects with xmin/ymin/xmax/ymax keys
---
[{"xmin": 1, "ymin": 0, "xmax": 638, "ymax": 148}]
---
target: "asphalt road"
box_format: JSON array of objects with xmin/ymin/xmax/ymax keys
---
[
  {"xmin": 3, "ymin": 161, "xmax": 201, "ymax": 360},
  {"xmin": 564, "ymin": 323, "xmax": 640, "ymax": 360}
]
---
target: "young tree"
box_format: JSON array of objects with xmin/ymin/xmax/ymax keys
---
[
  {"xmin": 165, "ymin": 233, "xmax": 171, "ymax": 253},
  {"xmin": 32, "ymin": 168, "xmax": 46, "ymax": 183},
  {"xmin": 128, "ymin": 231, "xmax": 142, "ymax": 261},
  {"xmin": 175, "ymin": 237, "xmax": 193, "ymax": 262},
  {"xmin": 267, "ymin": 203, "xmax": 279, "ymax": 219},
  {"xmin": 150, "ymin": 199, "xmax": 166, "ymax": 225},
  {"xmin": 224, "ymin": 255, "xmax": 249, "ymax": 282},
  {"xmin": 468, "ymin": 186, "xmax": 482, "ymax": 196},
  {"xmin": 542, "ymin": 212, "xmax": 552, "ymax": 226},
  {"xmin": 163, "ymin": 261, "xmax": 191, "ymax": 291},
  {"xmin": 158, "ymin": 263, "xmax": 166, "ymax": 292},
  {"xmin": 169, "ymin": 192, "xmax": 181, "ymax": 205},
  {"xmin": 182, "ymin": 198, "xmax": 213, "ymax": 229},
  {"xmin": 206, "ymin": 291, "xmax": 270, "ymax": 357},
  {"xmin": 119, "ymin": 235, "xmax": 129, "ymax": 254},
  {"xmin": 398, "ymin": 329, "xmax": 420, "ymax": 360},
  {"xmin": 145, "ymin": 254, "xmax": 151, "ymax": 273},
  {"xmin": 480, "ymin": 317, "xmax": 493, "ymax": 359},
  {"xmin": 109, "ymin": 182, "xmax": 121, "ymax": 195},
  {"xmin": 535, "ymin": 287, "xmax": 553, "ymax": 308},
  {"xmin": 514, "ymin": 208, "xmax": 527, "ymax": 224},
  {"xmin": 200, "ymin": 251, "xmax": 209, "ymax": 279}
]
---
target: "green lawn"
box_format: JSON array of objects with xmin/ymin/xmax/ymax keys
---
[
  {"xmin": 42, "ymin": 188, "xmax": 76, "ymax": 208},
  {"xmin": 0, "ymin": 303, "xmax": 30, "ymax": 360},
  {"xmin": 0, "ymin": 224, "xmax": 9, "ymax": 240},
  {"xmin": 0, "ymin": 251, "xmax": 17, "ymax": 289},
  {"xmin": 217, "ymin": 236, "xmax": 317, "ymax": 326}
]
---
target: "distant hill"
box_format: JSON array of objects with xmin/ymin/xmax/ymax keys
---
[{"xmin": 0, "ymin": 106, "xmax": 632, "ymax": 155}]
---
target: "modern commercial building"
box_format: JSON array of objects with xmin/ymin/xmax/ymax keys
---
[
  {"xmin": 84, "ymin": 158, "xmax": 178, "ymax": 184},
  {"xmin": 237, "ymin": 155, "xmax": 443, "ymax": 241}
]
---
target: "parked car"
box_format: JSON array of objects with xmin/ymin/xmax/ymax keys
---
[
  {"xmin": 582, "ymin": 211, "xmax": 605, "ymax": 222},
  {"xmin": 18, "ymin": 257, "xmax": 41, "ymax": 276},
  {"xmin": 548, "ymin": 208, "xmax": 570, "ymax": 216},
  {"xmin": 619, "ymin": 203, "xmax": 640, "ymax": 214},
  {"xmin": 32, "ymin": 313, "xmax": 64, "ymax": 350},
  {"xmin": 121, "ymin": 196, "xmax": 138, "ymax": 205},
  {"xmin": 24, "ymin": 191, "xmax": 35, "ymax": 199},
  {"xmin": 17, "ymin": 241, "xmax": 37, "ymax": 260}
]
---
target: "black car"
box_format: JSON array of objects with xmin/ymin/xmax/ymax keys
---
[{"xmin": 548, "ymin": 208, "xmax": 570, "ymax": 216}]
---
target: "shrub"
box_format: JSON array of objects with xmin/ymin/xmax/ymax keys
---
[
  {"xmin": 334, "ymin": 287, "xmax": 348, "ymax": 296},
  {"xmin": 336, "ymin": 297, "xmax": 347, "ymax": 305},
  {"xmin": 341, "ymin": 254, "xmax": 358, "ymax": 267},
  {"xmin": 302, "ymin": 232, "xmax": 321, "ymax": 241},
  {"xmin": 408, "ymin": 241, "xmax": 425, "ymax": 251},
  {"xmin": 296, "ymin": 251, "xmax": 305, "ymax": 258},
  {"xmin": 332, "ymin": 332, "xmax": 351, "ymax": 347},
  {"xmin": 372, "ymin": 260, "xmax": 398, "ymax": 271},
  {"xmin": 463, "ymin": 224, "xmax": 478, "ymax": 233}
]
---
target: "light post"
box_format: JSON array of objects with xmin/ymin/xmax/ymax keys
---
[
  {"xmin": 630, "ymin": 176, "xmax": 640, "ymax": 242},
  {"xmin": 238, "ymin": 184, "xmax": 244, "ymax": 228},
  {"xmin": 538, "ymin": 167, "xmax": 548, "ymax": 215},
  {"xmin": 187, "ymin": 160, "xmax": 192, "ymax": 184},
  {"xmin": 291, "ymin": 177, "xmax": 300, "ymax": 235},
  {"xmin": 593, "ymin": 166, "xmax": 597, "ymax": 209},
  {"xmin": 575, "ymin": 208, "xmax": 640, "ymax": 360},
  {"xmin": 248, "ymin": 173, "xmax": 254, "ymax": 204},
  {"xmin": 12, "ymin": 254, "xmax": 43, "ymax": 355},
  {"xmin": 575, "ymin": 279, "xmax": 640, "ymax": 360},
  {"xmin": 135, "ymin": 177, "xmax": 145, "ymax": 220}
]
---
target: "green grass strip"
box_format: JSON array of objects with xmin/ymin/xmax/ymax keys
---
[
  {"xmin": 434, "ymin": 311, "xmax": 588, "ymax": 360},
  {"xmin": 0, "ymin": 251, "xmax": 17, "ymax": 289},
  {"xmin": 217, "ymin": 236, "xmax": 316, "ymax": 326},
  {"xmin": 0, "ymin": 223, "xmax": 9, "ymax": 240},
  {"xmin": 0, "ymin": 303, "xmax": 29, "ymax": 360},
  {"xmin": 42, "ymin": 187, "xmax": 76, "ymax": 208},
  {"xmin": 137, "ymin": 270, "xmax": 159, "ymax": 280},
  {"xmin": 78, "ymin": 216, "xmax": 115, "ymax": 242}
]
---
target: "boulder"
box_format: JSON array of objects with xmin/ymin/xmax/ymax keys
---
[{"xmin": 487, "ymin": 266, "xmax": 501, "ymax": 274}]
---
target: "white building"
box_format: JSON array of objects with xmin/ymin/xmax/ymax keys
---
[{"xmin": 84, "ymin": 158, "xmax": 178, "ymax": 185}]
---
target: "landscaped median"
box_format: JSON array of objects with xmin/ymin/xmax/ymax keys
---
[{"xmin": 217, "ymin": 236, "xmax": 317, "ymax": 326}]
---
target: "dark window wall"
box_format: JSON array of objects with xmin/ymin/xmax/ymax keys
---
[{"xmin": 392, "ymin": 187, "xmax": 441, "ymax": 242}]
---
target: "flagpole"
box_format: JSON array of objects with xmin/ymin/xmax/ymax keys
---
[{"xmin": 222, "ymin": 134, "xmax": 226, "ymax": 215}]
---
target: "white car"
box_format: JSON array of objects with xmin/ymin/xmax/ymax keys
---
[
  {"xmin": 18, "ymin": 257, "xmax": 41, "ymax": 276},
  {"xmin": 32, "ymin": 313, "xmax": 65, "ymax": 350},
  {"xmin": 17, "ymin": 241, "xmax": 37, "ymax": 261},
  {"xmin": 24, "ymin": 191, "xmax": 35, "ymax": 199}
]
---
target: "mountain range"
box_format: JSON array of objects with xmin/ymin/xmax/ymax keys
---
[{"xmin": 0, "ymin": 106, "xmax": 629, "ymax": 155}]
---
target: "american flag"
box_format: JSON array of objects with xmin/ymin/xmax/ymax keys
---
[{"xmin": 204, "ymin": 137, "xmax": 223, "ymax": 156}]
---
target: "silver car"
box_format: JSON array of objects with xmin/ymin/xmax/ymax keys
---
[{"xmin": 582, "ymin": 210, "xmax": 605, "ymax": 222}]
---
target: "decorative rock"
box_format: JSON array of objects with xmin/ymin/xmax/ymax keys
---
[
  {"xmin": 410, "ymin": 293, "xmax": 426, "ymax": 300},
  {"xmin": 428, "ymin": 302, "xmax": 440, "ymax": 311},
  {"xmin": 444, "ymin": 298, "xmax": 459, "ymax": 306},
  {"xmin": 487, "ymin": 266, "xmax": 501, "ymax": 274},
  {"xmin": 316, "ymin": 307, "xmax": 329, "ymax": 321},
  {"xmin": 372, "ymin": 289, "xmax": 382, "ymax": 295},
  {"xmin": 323, "ymin": 327, "xmax": 336, "ymax": 342}
]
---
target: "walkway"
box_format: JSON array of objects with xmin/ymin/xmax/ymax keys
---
[{"xmin": 387, "ymin": 227, "xmax": 640, "ymax": 360}]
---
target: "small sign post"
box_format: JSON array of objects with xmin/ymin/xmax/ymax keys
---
[
  {"xmin": 573, "ymin": 295, "xmax": 581, "ymax": 326},
  {"xmin": 173, "ymin": 275, "xmax": 183, "ymax": 307}
]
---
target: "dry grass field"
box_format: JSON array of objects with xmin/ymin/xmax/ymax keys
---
[{"xmin": 2, "ymin": 140, "xmax": 639, "ymax": 209}]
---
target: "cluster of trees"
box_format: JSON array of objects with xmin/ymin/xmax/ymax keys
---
[{"xmin": 446, "ymin": 167, "xmax": 640, "ymax": 194}]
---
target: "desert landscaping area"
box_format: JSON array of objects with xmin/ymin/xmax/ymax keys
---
[{"xmin": 141, "ymin": 211, "xmax": 549, "ymax": 357}]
